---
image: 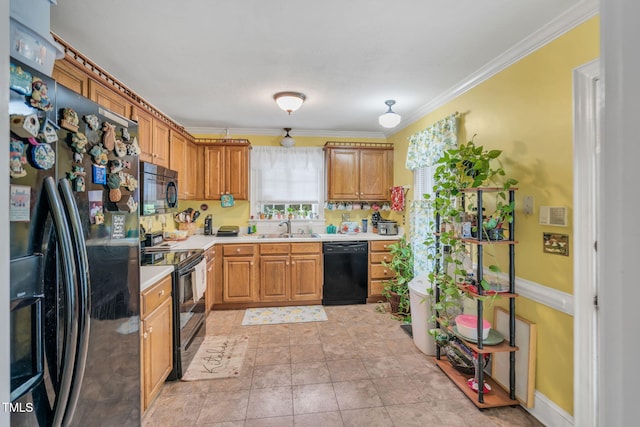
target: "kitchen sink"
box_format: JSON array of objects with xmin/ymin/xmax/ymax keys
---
[{"xmin": 256, "ymin": 233, "xmax": 321, "ymax": 239}]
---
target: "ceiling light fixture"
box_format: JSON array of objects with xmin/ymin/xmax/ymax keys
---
[
  {"xmin": 378, "ymin": 100, "xmax": 401, "ymax": 128},
  {"xmin": 274, "ymin": 91, "xmax": 306, "ymax": 115},
  {"xmin": 281, "ymin": 128, "xmax": 295, "ymax": 147}
]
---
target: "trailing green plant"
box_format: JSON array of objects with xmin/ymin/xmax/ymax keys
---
[
  {"xmin": 422, "ymin": 136, "xmax": 518, "ymax": 338},
  {"xmin": 381, "ymin": 235, "xmax": 414, "ymax": 318}
]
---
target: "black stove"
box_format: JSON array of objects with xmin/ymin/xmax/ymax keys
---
[{"xmin": 140, "ymin": 247, "xmax": 206, "ymax": 380}]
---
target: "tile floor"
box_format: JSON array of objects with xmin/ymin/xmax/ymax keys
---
[{"xmin": 143, "ymin": 304, "xmax": 543, "ymax": 427}]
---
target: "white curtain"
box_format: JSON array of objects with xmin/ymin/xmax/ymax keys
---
[{"xmin": 250, "ymin": 146, "xmax": 325, "ymax": 205}]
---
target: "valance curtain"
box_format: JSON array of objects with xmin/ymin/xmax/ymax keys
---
[
  {"xmin": 250, "ymin": 146, "xmax": 325, "ymax": 204},
  {"xmin": 405, "ymin": 114, "xmax": 458, "ymax": 170},
  {"xmin": 406, "ymin": 114, "xmax": 458, "ymax": 276}
]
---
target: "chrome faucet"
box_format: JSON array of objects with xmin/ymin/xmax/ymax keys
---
[{"xmin": 279, "ymin": 219, "xmax": 292, "ymax": 235}]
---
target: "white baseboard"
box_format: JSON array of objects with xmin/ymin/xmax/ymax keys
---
[{"xmin": 527, "ymin": 391, "xmax": 574, "ymax": 427}]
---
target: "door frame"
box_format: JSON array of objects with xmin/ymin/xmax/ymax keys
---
[{"xmin": 573, "ymin": 58, "xmax": 600, "ymax": 427}]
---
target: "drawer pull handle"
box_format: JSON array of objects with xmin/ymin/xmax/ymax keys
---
[
  {"xmin": 159, "ymin": 290, "xmax": 165, "ymax": 297},
  {"xmin": 236, "ymin": 248, "xmax": 241, "ymax": 252}
]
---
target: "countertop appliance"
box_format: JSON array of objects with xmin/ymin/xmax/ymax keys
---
[
  {"xmin": 377, "ymin": 220, "xmax": 399, "ymax": 235},
  {"xmin": 145, "ymin": 231, "xmax": 164, "ymax": 247},
  {"xmin": 9, "ymin": 60, "xmax": 141, "ymax": 425},
  {"xmin": 204, "ymin": 215, "xmax": 213, "ymax": 235},
  {"xmin": 322, "ymin": 241, "xmax": 368, "ymax": 305},
  {"xmin": 140, "ymin": 161, "xmax": 178, "ymax": 216},
  {"xmin": 216, "ymin": 225, "xmax": 239, "ymax": 237},
  {"xmin": 141, "ymin": 248, "xmax": 206, "ymax": 380}
]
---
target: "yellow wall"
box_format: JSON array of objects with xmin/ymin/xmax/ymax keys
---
[{"xmin": 388, "ymin": 17, "xmax": 599, "ymax": 415}]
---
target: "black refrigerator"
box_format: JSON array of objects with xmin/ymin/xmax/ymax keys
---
[{"xmin": 9, "ymin": 60, "xmax": 141, "ymax": 426}]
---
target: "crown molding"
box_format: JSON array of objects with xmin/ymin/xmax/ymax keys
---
[
  {"xmin": 393, "ymin": 0, "xmax": 599, "ymax": 135},
  {"xmin": 186, "ymin": 126, "xmax": 386, "ymax": 140}
]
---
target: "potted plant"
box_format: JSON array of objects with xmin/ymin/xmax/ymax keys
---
[{"xmin": 381, "ymin": 235, "xmax": 414, "ymax": 319}]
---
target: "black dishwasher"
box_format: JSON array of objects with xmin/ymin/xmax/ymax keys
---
[{"xmin": 323, "ymin": 241, "xmax": 368, "ymax": 305}]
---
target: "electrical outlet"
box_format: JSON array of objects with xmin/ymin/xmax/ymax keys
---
[{"xmin": 523, "ymin": 195, "xmax": 534, "ymax": 215}]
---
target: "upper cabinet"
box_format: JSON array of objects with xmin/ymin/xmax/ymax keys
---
[
  {"xmin": 151, "ymin": 119, "xmax": 170, "ymax": 168},
  {"xmin": 52, "ymin": 60, "xmax": 89, "ymax": 97},
  {"xmin": 325, "ymin": 142, "xmax": 394, "ymax": 201},
  {"xmin": 198, "ymin": 139, "xmax": 250, "ymax": 200},
  {"xmin": 170, "ymin": 131, "xmax": 200, "ymax": 199},
  {"xmin": 88, "ymin": 80, "xmax": 133, "ymax": 119}
]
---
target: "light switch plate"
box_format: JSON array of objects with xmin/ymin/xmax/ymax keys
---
[{"xmin": 523, "ymin": 195, "xmax": 534, "ymax": 215}]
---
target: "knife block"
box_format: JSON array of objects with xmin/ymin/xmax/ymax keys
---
[{"xmin": 178, "ymin": 222, "xmax": 196, "ymax": 236}]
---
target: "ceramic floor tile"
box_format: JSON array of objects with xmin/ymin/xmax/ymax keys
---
[
  {"xmin": 327, "ymin": 359, "xmax": 370, "ymax": 382},
  {"xmin": 290, "ymin": 344, "xmax": 325, "ymax": 363},
  {"xmin": 291, "ymin": 361, "xmax": 332, "ymax": 385},
  {"xmin": 246, "ymin": 386, "xmax": 294, "ymax": 419},
  {"xmin": 252, "ymin": 364, "xmax": 292, "ymax": 389},
  {"xmin": 244, "ymin": 416, "xmax": 294, "ymax": 427},
  {"xmin": 292, "ymin": 383, "xmax": 339, "ymax": 414},
  {"xmin": 144, "ymin": 305, "xmax": 544, "ymax": 427},
  {"xmin": 332, "ymin": 379, "xmax": 383, "ymax": 411},
  {"xmin": 293, "ymin": 411, "xmax": 344, "ymax": 427},
  {"xmin": 340, "ymin": 406, "xmax": 394, "ymax": 427}
]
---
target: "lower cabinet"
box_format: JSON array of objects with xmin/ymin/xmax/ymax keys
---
[
  {"xmin": 218, "ymin": 242, "xmax": 322, "ymax": 307},
  {"xmin": 205, "ymin": 246, "xmax": 216, "ymax": 314},
  {"xmin": 141, "ymin": 274, "xmax": 173, "ymax": 412},
  {"xmin": 368, "ymin": 240, "xmax": 396, "ymax": 302},
  {"xmin": 222, "ymin": 244, "xmax": 258, "ymax": 303}
]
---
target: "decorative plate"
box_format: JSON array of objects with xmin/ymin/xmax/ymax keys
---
[
  {"xmin": 30, "ymin": 143, "xmax": 55, "ymax": 170},
  {"xmin": 340, "ymin": 221, "xmax": 361, "ymax": 234}
]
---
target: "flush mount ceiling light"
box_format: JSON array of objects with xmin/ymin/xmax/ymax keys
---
[
  {"xmin": 281, "ymin": 128, "xmax": 295, "ymax": 147},
  {"xmin": 273, "ymin": 91, "xmax": 306, "ymax": 115},
  {"xmin": 378, "ymin": 100, "xmax": 402, "ymax": 128}
]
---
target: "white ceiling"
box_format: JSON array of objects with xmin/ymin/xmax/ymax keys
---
[{"xmin": 50, "ymin": 0, "xmax": 595, "ymax": 138}]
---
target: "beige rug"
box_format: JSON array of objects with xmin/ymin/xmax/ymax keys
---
[
  {"xmin": 241, "ymin": 305, "xmax": 328, "ymax": 325},
  {"xmin": 181, "ymin": 335, "xmax": 249, "ymax": 381}
]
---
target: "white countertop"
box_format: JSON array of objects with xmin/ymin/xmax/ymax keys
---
[
  {"xmin": 162, "ymin": 230, "xmax": 403, "ymax": 251},
  {"xmin": 140, "ymin": 265, "xmax": 174, "ymax": 292}
]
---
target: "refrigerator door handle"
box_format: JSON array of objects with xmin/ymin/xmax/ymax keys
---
[
  {"xmin": 43, "ymin": 177, "xmax": 79, "ymax": 427},
  {"xmin": 58, "ymin": 178, "xmax": 91, "ymax": 425}
]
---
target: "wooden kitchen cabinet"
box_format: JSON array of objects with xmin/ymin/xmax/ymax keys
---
[
  {"xmin": 205, "ymin": 247, "xmax": 216, "ymax": 314},
  {"xmin": 222, "ymin": 244, "xmax": 257, "ymax": 303},
  {"xmin": 368, "ymin": 240, "xmax": 396, "ymax": 302},
  {"xmin": 141, "ymin": 274, "xmax": 173, "ymax": 412},
  {"xmin": 325, "ymin": 142, "xmax": 393, "ymax": 201},
  {"xmin": 259, "ymin": 243, "xmax": 322, "ymax": 302},
  {"xmin": 52, "ymin": 59, "xmax": 89, "ymax": 97},
  {"xmin": 88, "ymin": 79, "xmax": 133, "ymax": 119},
  {"xmin": 186, "ymin": 140, "xmax": 201, "ymax": 199},
  {"xmin": 201, "ymin": 139, "xmax": 250, "ymax": 200},
  {"xmin": 133, "ymin": 108, "xmax": 170, "ymax": 168}
]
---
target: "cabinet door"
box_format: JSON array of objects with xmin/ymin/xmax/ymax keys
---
[
  {"xmin": 205, "ymin": 250, "xmax": 215, "ymax": 314},
  {"xmin": 186, "ymin": 141, "xmax": 200, "ymax": 199},
  {"xmin": 52, "ymin": 60, "xmax": 89, "ymax": 97},
  {"xmin": 260, "ymin": 256, "xmax": 290, "ymax": 301},
  {"xmin": 223, "ymin": 256, "xmax": 257, "ymax": 302},
  {"xmin": 134, "ymin": 107, "xmax": 154, "ymax": 164},
  {"xmin": 359, "ymin": 149, "xmax": 393, "ymax": 201},
  {"xmin": 151, "ymin": 120, "xmax": 170, "ymax": 168},
  {"xmin": 88, "ymin": 80, "xmax": 132, "ymax": 119},
  {"xmin": 226, "ymin": 145, "xmax": 249, "ymax": 200},
  {"xmin": 327, "ymin": 148, "xmax": 359, "ymax": 200},
  {"xmin": 204, "ymin": 146, "xmax": 224, "ymax": 199},
  {"xmin": 290, "ymin": 254, "xmax": 322, "ymax": 300},
  {"xmin": 169, "ymin": 131, "xmax": 187, "ymax": 197},
  {"xmin": 142, "ymin": 298, "xmax": 173, "ymax": 410}
]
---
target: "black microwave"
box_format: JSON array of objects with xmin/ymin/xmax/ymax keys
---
[{"xmin": 140, "ymin": 162, "xmax": 179, "ymax": 216}]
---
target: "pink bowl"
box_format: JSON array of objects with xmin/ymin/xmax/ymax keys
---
[{"xmin": 455, "ymin": 314, "xmax": 491, "ymax": 340}]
